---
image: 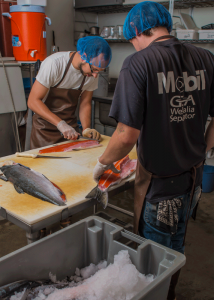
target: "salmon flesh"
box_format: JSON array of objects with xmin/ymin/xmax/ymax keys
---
[
  {"xmin": 86, "ymin": 155, "xmax": 137, "ymax": 208},
  {"xmin": 39, "ymin": 140, "xmax": 100, "ymax": 154},
  {"xmin": 0, "ymin": 163, "xmax": 66, "ymax": 206}
]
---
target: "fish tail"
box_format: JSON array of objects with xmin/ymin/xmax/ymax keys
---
[
  {"xmin": 51, "ymin": 181, "xmax": 67, "ymax": 203},
  {"xmin": 85, "ymin": 186, "xmax": 98, "ymax": 199},
  {"xmin": 98, "ymin": 190, "xmax": 108, "ymax": 209},
  {"xmin": 85, "ymin": 187, "xmax": 108, "ymax": 209}
]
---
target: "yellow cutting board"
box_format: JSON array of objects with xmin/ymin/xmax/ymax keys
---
[{"xmin": 0, "ymin": 136, "xmax": 137, "ymax": 225}]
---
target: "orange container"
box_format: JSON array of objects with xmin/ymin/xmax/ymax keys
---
[{"xmin": 3, "ymin": 5, "xmax": 51, "ymax": 61}]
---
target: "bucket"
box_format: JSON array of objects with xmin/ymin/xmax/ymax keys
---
[
  {"xmin": 2, "ymin": 5, "xmax": 51, "ymax": 61},
  {"xmin": 202, "ymin": 165, "xmax": 214, "ymax": 193}
]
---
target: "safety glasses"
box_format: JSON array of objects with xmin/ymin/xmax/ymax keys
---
[{"xmin": 89, "ymin": 63, "xmax": 106, "ymax": 74}]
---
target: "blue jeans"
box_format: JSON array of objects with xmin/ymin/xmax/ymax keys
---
[{"xmin": 139, "ymin": 186, "xmax": 201, "ymax": 254}]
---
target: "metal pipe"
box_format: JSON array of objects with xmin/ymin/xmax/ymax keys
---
[
  {"xmin": 26, "ymin": 231, "xmax": 40, "ymax": 244},
  {"xmin": 107, "ymin": 203, "xmax": 134, "ymax": 217},
  {"xmin": 75, "ymin": 21, "xmax": 97, "ymax": 23},
  {"xmin": 93, "ymin": 203, "xmax": 98, "ymax": 215},
  {"xmin": 25, "ymin": 64, "xmax": 34, "ymax": 151},
  {"xmin": 91, "ymin": 100, "xmax": 95, "ymax": 129}
]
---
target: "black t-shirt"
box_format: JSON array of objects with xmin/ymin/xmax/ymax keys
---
[{"xmin": 109, "ymin": 37, "xmax": 214, "ymax": 203}]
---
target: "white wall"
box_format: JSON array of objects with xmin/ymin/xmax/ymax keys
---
[
  {"xmin": 98, "ymin": 5, "xmax": 214, "ymax": 78},
  {"xmin": 45, "ymin": 0, "xmax": 75, "ymax": 56}
]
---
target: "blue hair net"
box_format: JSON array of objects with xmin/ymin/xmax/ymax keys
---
[
  {"xmin": 77, "ymin": 36, "xmax": 112, "ymax": 68},
  {"xmin": 123, "ymin": 1, "xmax": 172, "ymax": 40}
]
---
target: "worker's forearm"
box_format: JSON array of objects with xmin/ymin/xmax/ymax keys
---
[
  {"xmin": 28, "ymin": 99, "xmax": 61, "ymax": 126},
  {"xmin": 205, "ymin": 118, "xmax": 214, "ymax": 152},
  {"xmin": 99, "ymin": 130, "xmax": 136, "ymax": 165},
  {"xmin": 79, "ymin": 102, "xmax": 91, "ymax": 131}
]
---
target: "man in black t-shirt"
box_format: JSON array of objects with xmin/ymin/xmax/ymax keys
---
[{"xmin": 92, "ymin": 2, "xmax": 214, "ymax": 299}]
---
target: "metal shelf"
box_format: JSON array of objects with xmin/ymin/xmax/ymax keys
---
[
  {"xmin": 75, "ymin": 0, "xmax": 214, "ymax": 14},
  {"xmin": 105, "ymin": 39, "xmax": 128, "ymax": 42},
  {"xmin": 179, "ymin": 39, "xmax": 214, "ymax": 43},
  {"xmin": 170, "ymin": 0, "xmax": 214, "ymax": 8},
  {"xmin": 105, "ymin": 38, "xmax": 214, "ymax": 43},
  {"xmin": 75, "ymin": 4, "xmax": 134, "ymax": 14}
]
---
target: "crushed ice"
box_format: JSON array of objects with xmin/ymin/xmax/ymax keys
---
[{"xmin": 10, "ymin": 250, "xmax": 155, "ymax": 300}]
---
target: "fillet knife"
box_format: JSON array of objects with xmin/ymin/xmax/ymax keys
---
[{"xmin": 16, "ymin": 153, "xmax": 70, "ymax": 159}]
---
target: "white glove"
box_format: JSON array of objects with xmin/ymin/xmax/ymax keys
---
[
  {"xmin": 82, "ymin": 128, "xmax": 102, "ymax": 141},
  {"xmin": 57, "ymin": 120, "xmax": 80, "ymax": 140},
  {"xmin": 207, "ymin": 148, "xmax": 214, "ymax": 159},
  {"xmin": 93, "ymin": 158, "xmax": 121, "ymax": 183}
]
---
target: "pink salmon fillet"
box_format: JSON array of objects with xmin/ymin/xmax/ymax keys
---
[
  {"xmin": 86, "ymin": 155, "xmax": 137, "ymax": 208},
  {"xmin": 39, "ymin": 140, "xmax": 100, "ymax": 154}
]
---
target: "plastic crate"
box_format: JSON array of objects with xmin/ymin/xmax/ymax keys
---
[
  {"xmin": 198, "ymin": 30, "xmax": 214, "ymax": 40},
  {"xmin": 95, "ymin": 211, "xmax": 134, "ymax": 231},
  {"xmin": 176, "ymin": 29, "xmax": 198, "ymax": 40},
  {"xmin": 22, "ymin": 77, "xmax": 36, "ymax": 90},
  {"xmin": 0, "ymin": 217, "xmax": 186, "ymax": 300}
]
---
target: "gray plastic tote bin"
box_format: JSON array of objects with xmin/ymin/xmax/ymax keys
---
[{"xmin": 0, "ymin": 216, "xmax": 186, "ymax": 300}]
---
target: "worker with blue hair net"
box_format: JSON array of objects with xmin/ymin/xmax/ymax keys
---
[
  {"xmin": 28, "ymin": 36, "xmax": 112, "ymax": 149},
  {"xmin": 93, "ymin": 2, "xmax": 214, "ymax": 300}
]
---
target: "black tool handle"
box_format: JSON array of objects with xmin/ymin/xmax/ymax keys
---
[
  {"xmin": 53, "ymin": 31, "xmax": 55, "ymax": 46},
  {"xmin": 35, "ymin": 60, "xmax": 41, "ymax": 76}
]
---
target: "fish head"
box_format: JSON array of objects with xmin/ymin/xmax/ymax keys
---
[
  {"xmin": 0, "ymin": 161, "xmax": 16, "ymax": 175},
  {"xmin": 0, "ymin": 160, "xmax": 16, "ymax": 168},
  {"xmin": 0, "ymin": 165, "xmax": 12, "ymax": 175}
]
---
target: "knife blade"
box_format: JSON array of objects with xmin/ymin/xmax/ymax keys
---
[
  {"xmin": 72, "ymin": 144, "xmax": 102, "ymax": 151},
  {"xmin": 16, "ymin": 153, "xmax": 70, "ymax": 159},
  {"xmin": 60, "ymin": 133, "xmax": 99, "ymax": 142}
]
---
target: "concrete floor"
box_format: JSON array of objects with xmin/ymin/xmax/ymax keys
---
[{"xmin": 0, "ymin": 189, "xmax": 213, "ymax": 300}]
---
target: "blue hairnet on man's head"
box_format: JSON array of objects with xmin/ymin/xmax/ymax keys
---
[
  {"xmin": 77, "ymin": 36, "xmax": 112, "ymax": 68},
  {"xmin": 123, "ymin": 1, "xmax": 172, "ymax": 40}
]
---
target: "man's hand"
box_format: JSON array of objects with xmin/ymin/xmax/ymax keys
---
[
  {"xmin": 97, "ymin": 122, "xmax": 140, "ymax": 166},
  {"xmin": 57, "ymin": 120, "xmax": 80, "ymax": 140},
  {"xmin": 205, "ymin": 117, "xmax": 214, "ymax": 152},
  {"xmin": 93, "ymin": 159, "xmax": 120, "ymax": 183},
  {"xmin": 83, "ymin": 128, "xmax": 101, "ymax": 141}
]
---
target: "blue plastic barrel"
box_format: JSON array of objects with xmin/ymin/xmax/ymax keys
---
[
  {"xmin": 22, "ymin": 77, "xmax": 36, "ymax": 90},
  {"xmin": 202, "ymin": 165, "xmax": 214, "ymax": 193}
]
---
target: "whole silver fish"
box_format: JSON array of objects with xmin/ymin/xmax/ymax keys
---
[
  {"xmin": 0, "ymin": 279, "xmax": 68, "ymax": 299},
  {"xmin": 0, "ymin": 163, "xmax": 66, "ymax": 206},
  {"xmin": 0, "ymin": 280, "xmax": 29, "ymax": 299}
]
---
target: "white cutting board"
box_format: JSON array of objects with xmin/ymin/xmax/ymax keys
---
[{"xmin": 0, "ymin": 136, "xmax": 137, "ymax": 225}]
